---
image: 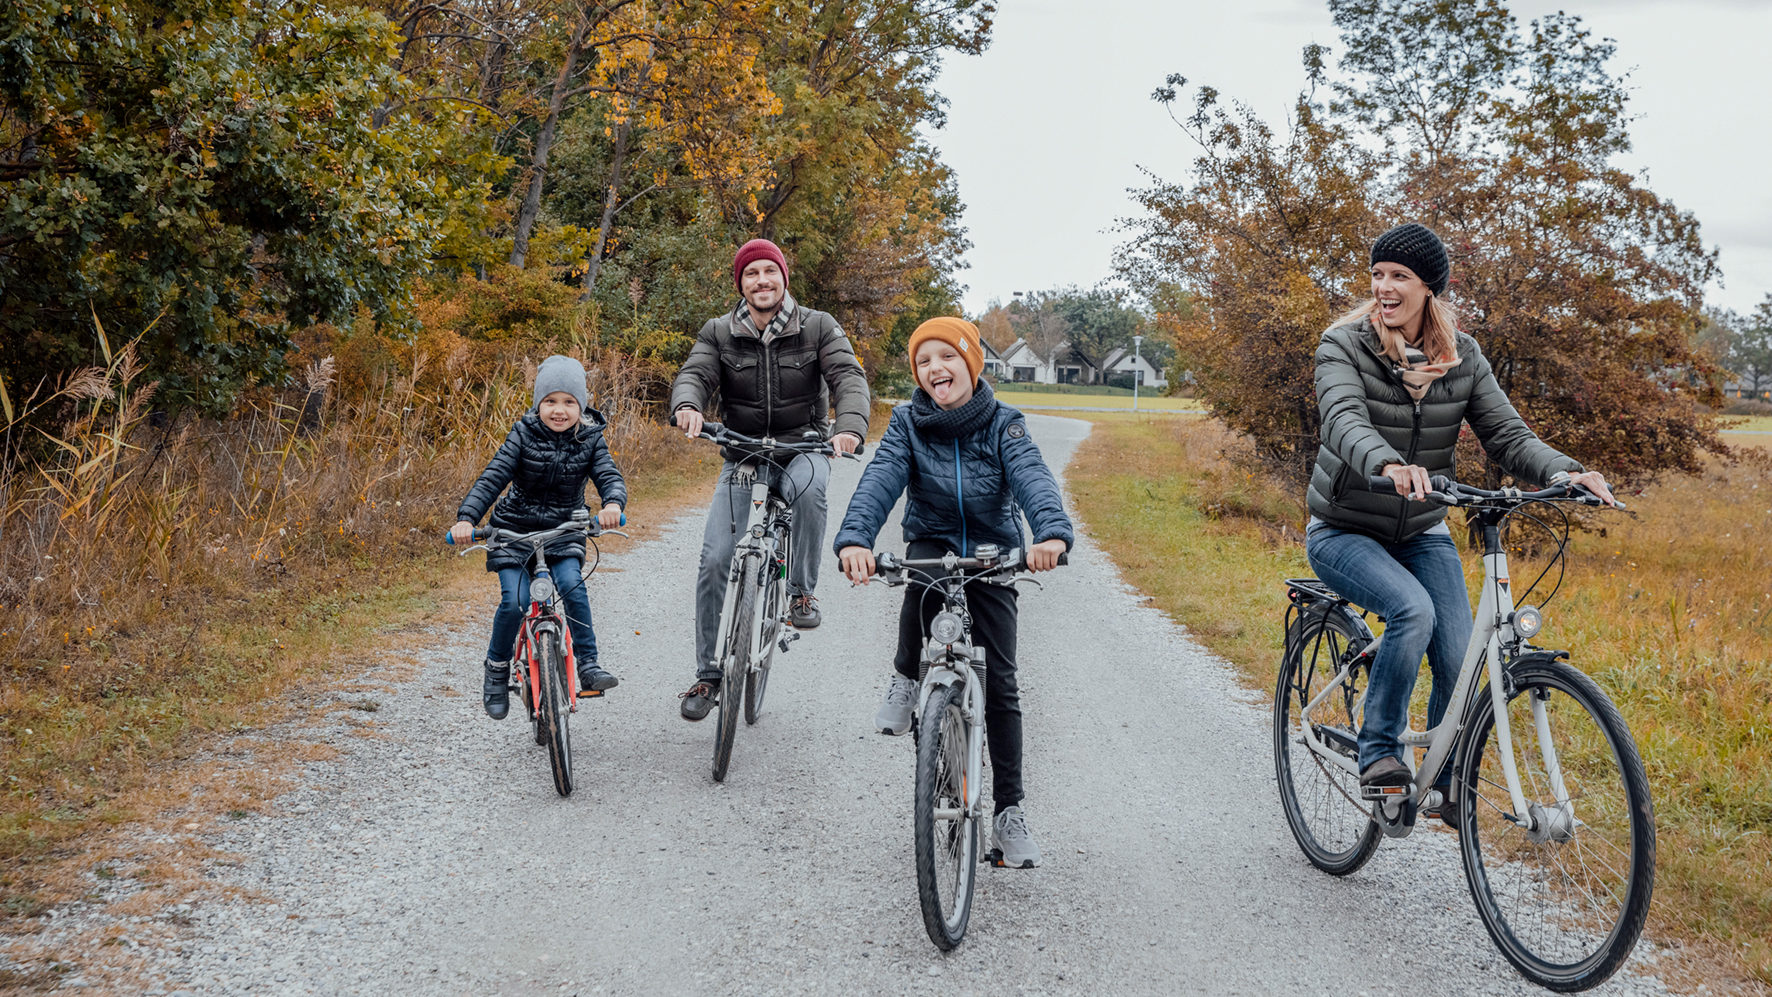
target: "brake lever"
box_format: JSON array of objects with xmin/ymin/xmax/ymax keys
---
[
  {"xmin": 1008, "ymin": 575, "xmax": 1044, "ymax": 591},
  {"xmin": 457, "ymin": 544, "xmax": 490, "ymax": 557}
]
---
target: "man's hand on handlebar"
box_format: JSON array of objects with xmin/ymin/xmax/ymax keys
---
[
  {"xmin": 450, "ymin": 520, "xmax": 476, "ymax": 545},
  {"xmin": 831, "ymin": 432, "xmax": 862, "ymax": 456},
  {"xmin": 839, "ymin": 545, "xmax": 875, "ymax": 585},
  {"xmin": 1570, "ymin": 470, "xmax": 1617, "ymax": 507},
  {"xmin": 675, "ymin": 406, "xmax": 704, "ymax": 441},
  {"xmin": 1026, "ymin": 538, "xmax": 1066, "ymax": 572},
  {"xmin": 1381, "ymin": 462, "xmax": 1434, "ymax": 502}
]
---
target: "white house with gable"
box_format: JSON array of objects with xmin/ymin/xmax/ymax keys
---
[
  {"xmin": 994, "ymin": 339, "xmax": 1105, "ymax": 385},
  {"xmin": 1100, "ymin": 346, "xmax": 1168, "ymax": 389}
]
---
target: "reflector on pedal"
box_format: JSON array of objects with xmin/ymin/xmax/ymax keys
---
[
  {"xmin": 576, "ymin": 689, "xmax": 605, "ymax": 699},
  {"xmin": 1362, "ymin": 784, "xmax": 1411, "ymax": 798}
]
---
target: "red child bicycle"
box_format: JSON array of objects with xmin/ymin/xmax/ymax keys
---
[{"xmin": 447, "ymin": 509, "xmax": 627, "ymax": 796}]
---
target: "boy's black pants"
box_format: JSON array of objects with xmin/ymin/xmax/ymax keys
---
[{"xmin": 892, "ymin": 539, "xmax": 1023, "ymax": 809}]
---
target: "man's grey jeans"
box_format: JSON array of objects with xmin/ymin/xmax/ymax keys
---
[{"xmin": 694, "ymin": 454, "xmax": 829, "ymax": 683}]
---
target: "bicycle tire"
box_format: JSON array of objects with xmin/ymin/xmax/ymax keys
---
[
  {"xmin": 1458, "ymin": 659, "xmax": 1654, "ymax": 991},
  {"xmin": 712, "ymin": 554, "xmax": 759, "ymax": 783},
  {"xmin": 536, "ymin": 630, "xmax": 574, "ymax": 797},
  {"xmin": 914, "ymin": 682, "xmax": 978, "ymax": 950},
  {"xmin": 1273, "ymin": 608, "xmax": 1382, "ymax": 875},
  {"xmin": 745, "ymin": 574, "xmax": 781, "ymax": 726}
]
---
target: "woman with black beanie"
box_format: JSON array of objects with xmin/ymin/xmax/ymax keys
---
[{"xmin": 1303, "ymin": 223, "xmax": 1617, "ymax": 821}]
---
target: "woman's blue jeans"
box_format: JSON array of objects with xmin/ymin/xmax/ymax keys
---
[
  {"xmin": 1304, "ymin": 524, "xmax": 1471, "ymax": 781},
  {"xmin": 486, "ymin": 557, "xmax": 597, "ymax": 665}
]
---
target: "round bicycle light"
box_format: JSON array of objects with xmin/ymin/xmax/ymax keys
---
[
  {"xmin": 929, "ymin": 611, "xmax": 964, "ymax": 646},
  {"xmin": 530, "ymin": 574, "xmax": 555, "ymax": 604},
  {"xmin": 1512, "ymin": 604, "xmax": 1543, "ymax": 638}
]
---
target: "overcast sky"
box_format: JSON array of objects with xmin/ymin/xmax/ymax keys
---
[{"xmin": 925, "ymin": 0, "xmax": 1772, "ymax": 318}]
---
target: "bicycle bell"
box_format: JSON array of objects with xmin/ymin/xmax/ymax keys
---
[
  {"xmin": 930, "ymin": 611, "xmax": 965, "ymax": 646},
  {"xmin": 975, "ymin": 543, "xmax": 1000, "ymax": 562}
]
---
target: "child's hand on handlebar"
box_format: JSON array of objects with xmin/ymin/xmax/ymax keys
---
[
  {"xmin": 1026, "ymin": 539, "xmax": 1066, "ymax": 572},
  {"xmin": 839, "ymin": 545, "xmax": 875, "ymax": 585},
  {"xmin": 450, "ymin": 520, "xmax": 476, "ymax": 545},
  {"xmin": 598, "ymin": 503, "xmax": 623, "ymax": 529},
  {"xmin": 676, "ymin": 406, "xmax": 704, "ymax": 440}
]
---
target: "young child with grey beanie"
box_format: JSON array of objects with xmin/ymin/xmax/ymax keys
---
[{"xmin": 452, "ymin": 355, "xmax": 629, "ymax": 719}]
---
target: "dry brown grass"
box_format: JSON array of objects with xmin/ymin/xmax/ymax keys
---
[
  {"xmin": 0, "ymin": 287, "xmax": 702, "ymax": 919},
  {"xmin": 1068, "ymin": 412, "xmax": 1772, "ymax": 993}
]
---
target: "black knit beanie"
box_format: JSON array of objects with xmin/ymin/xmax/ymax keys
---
[{"xmin": 1371, "ymin": 223, "xmax": 1450, "ymax": 296}]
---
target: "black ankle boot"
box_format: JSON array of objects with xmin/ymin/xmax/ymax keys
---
[{"xmin": 483, "ymin": 658, "xmax": 511, "ymax": 720}]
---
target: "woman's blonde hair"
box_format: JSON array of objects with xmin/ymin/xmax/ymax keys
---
[{"xmin": 1332, "ymin": 293, "xmax": 1461, "ymax": 362}]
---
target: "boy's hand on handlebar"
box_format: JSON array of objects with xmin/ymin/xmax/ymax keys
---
[
  {"xmin": 1381, "ymin": 462, "xmax": 1433, "ymax": 502},
  {"xmin": 839, "ymin": 545, "xmax": 875, "ymax": 585},
  {"xmin": 1026, "ymin": 539, "xmax": 1066, "ymax": 572},
  {"xmin": 831, "ymin": 432, "xmax": 862, "ymax": 456},
  {"xmin": 597, "ymin": 503, "xmax": 623, "ymax": 529},
  {"xmin": 450, "ymin": 520, "xmax": 476, "ymax": 545},
  {"xmin": 675, "ymin": 406, "xmax": 704, "ymax": 440},
  {"xmin": 1570, "ymin": 469, "xmax": 1617, "ymax": 507}
]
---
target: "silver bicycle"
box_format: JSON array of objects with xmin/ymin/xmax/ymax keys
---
[
  {"xmin": 1274, "ymin": 474, "xmax": 1653, "ymax": 992},
  {"xmin": 870, "ymin": 544, "xmax": 1064, "ymax": 950},
  {"xmin": 696, "ymin": 422, "xmax": 859, "ymax": 782}
]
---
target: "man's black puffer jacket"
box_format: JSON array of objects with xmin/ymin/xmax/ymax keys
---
[
  {"xmin": 1309, "ymin": 317, "xmax": 1583, "ymax": 542},
  {"xmin": 833, "ymin": 396, "xmax": 1073, "ymax": 558},
  {"xmin": 457, "ymin": 408, "xmax": 627, "ymax": 573}
]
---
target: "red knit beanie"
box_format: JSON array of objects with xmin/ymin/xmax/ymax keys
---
[{"xmin": 732, "ymin": 239, "xmax": 789, "ymax": 291}]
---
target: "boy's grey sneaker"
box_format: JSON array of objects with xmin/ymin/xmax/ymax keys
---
[
  {"xmin": 874, "ymin": 674, "xmax": 917, "ymax": 735},
  {"xmin": 789, "ymin": 594, "xmax": 821, "ymax": 629},
  {"xmin": 991, "ymin": 806, "xmax": 1042, "ymax": 869}
]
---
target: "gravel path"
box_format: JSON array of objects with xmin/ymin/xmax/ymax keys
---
[{"xmin": 22, "ymin": 413, "xmax": 1687, "ymax": 996}]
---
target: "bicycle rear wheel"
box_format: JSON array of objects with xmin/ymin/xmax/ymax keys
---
[
  {"xmin": 745, "ymin": 574, "xmax": 782, "ymax": 726},
  {"xmin": 536, "ymin": 630, "xmax": 574, "ymax": 797},
  {"xmin": 1458, "ymin": 659, "xmax": 1654, "ymax": 992},
  {"xmin": 1273, "ymin": 608, "xmax": 1381, "ymax": 875},
  {"xmin": 914, "ymin": 682, "xmax": 978, "ymax": 950},
  {"xmin": 712, "ymin": 554, "xmax": 759, "ymax": 783}
]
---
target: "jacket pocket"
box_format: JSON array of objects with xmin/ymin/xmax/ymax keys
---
[{"xmin": 775, "ymin": 350, "xmax": 818, "ymax": 403}]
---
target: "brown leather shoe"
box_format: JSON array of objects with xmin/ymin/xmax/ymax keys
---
[
  {"xmin": 1359, "ymin": 755, "xmax": 1412, "ymax": 789},
  {"xmin": 789, "ymin": 593, "xmax": 821, "ymax": 629},
  {"xmin": 678, "ymin": 681, "xmax": 717, "ymax": 721}
]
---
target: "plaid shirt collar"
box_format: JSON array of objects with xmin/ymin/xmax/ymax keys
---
[{"xmin": 738, "ymin": 293, "xmax": 797, "ymax": 343}]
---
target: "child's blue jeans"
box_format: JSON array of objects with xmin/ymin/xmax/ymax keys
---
[{"xmin": 487, "ymin": 557, "xmax": 597, "ymax": 666}]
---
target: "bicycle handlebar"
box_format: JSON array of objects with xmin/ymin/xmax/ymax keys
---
[
  {"xmin": 443, "ymin": 512, "xmax": 629, "ymax": 546},
  {"xmin": 1358, "ymin": 473, "xmax": 1624, "ymax": 510},
  {"xmin": 695, "ymin": 420, "xmax": 865, "ymax": 459},
  {"xmin": 873, "ymin": 548, "xmax": 1068, "ymax": 577}
]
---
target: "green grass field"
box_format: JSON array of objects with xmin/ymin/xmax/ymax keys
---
[{"xmin": 996, "ymin": 390, "xmax": 1202, "ymax": 412}]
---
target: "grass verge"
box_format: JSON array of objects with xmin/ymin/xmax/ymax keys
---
[{"xmin": 1064, "ymin": 412, "xmax": 1772, "ymax": 992}]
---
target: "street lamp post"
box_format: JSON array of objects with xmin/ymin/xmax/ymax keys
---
[{"xmin": 1132, "ymin": 334, "xmax": 1143, "ymax": 412}]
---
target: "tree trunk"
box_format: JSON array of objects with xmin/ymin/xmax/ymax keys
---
[
  {"xmin": 509, "ymin": 18, "xmax": 590, "ymax": 268},
  {"xmin": 581, "ymin": 117, "xmax": 632, "ymax": 298}
]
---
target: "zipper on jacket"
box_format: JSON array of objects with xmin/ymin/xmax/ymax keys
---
[
  {"xmin": 762, "ymin": 336, "xmax": 773, "ymax": 438},
  {"xmin": 1394, "ymin": 399, "xmax": 1423, "ymax": 543},
  {"xmin": 954, "ymin": 440, "xmax": 967, "ymax": 556}
]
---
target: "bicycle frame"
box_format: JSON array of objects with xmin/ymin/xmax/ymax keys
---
[
  {"xmin": 916, "ymin": 615, "xmax": 988, "ymax": 823},
  {"xmin": 1297, "ymin": 519, "xmax": 1568, "ymax": 835},
  {"xmin": 709, "ymin": 461, "xmax": 793, "ymax": 680}
]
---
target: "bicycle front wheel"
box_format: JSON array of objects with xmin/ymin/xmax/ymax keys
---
[
  {"xmin": 1458, "ymin": 659, "xmax": 1654, "ymax": 991},
  {"xmin": 1273, "ymin": 609, "xmax": 1381, "ymax": 875},
  {"xmin": 536, "ymin": 630, "xmax": 574, "ymax": 797},
  {"xmin": 745, "ymin": 574, "xmax": 782, "ymax": 726},
  {"xmin": 914, "ymin": 682, "xmax": 978, "ymax": 950},
  {"xmin": 712, "ymin": 554, "xmax": 759, "ymax": 783}
]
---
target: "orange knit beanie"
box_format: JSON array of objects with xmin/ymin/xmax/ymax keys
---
[{"xmin": 907, "ymin": 317, "xmax": 984, "ymax": 383}]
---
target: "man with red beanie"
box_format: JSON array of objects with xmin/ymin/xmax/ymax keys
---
[{"xmin": 669, "ymin": 238, "xmax": 871, "ymax": 721}]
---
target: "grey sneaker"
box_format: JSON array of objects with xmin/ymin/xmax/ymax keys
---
[
  {"xmin": 874, "ymin": 674, "xmax": 917, "ymax": 735},
  {"xmin": 789, "ymin": 593, "xmax": 822, "ymax": 629},
  {"xmin": 991, "ymin": 806, "xmax": 1042, "ymax": 868}
]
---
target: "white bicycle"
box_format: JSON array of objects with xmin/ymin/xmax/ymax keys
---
[{"xmin": 1274, "ymin": 474, "xmax": 1654, "ymax": 992}]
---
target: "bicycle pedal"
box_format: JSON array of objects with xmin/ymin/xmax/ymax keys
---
[
  {"xmin": 984, "ymin": 847, "xmax": 1003, "ymax": 866},
  {"xmin": 576, "ymin": 689, "xmax": 605, "ymax": 699},
  {"xmin": 1361, "ymin": 783, "xmax": 1414, "ymax": 800}
]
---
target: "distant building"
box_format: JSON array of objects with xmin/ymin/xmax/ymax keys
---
[
  {"xmin": 995, "ymin": 339, "xmax": 1104, "ymax": 385},
  {"xmin": 979, "ymin": 338, "xmax": 1006, "ymax": 380},
  {"xmin": 1099, "ymin": 347, "xmax": 1167, "ymax": 389}
]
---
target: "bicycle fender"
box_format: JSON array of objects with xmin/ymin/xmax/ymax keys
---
[{"xmin": 1501, "ymin": 649, "xmax": 1571, "ymax": 697}]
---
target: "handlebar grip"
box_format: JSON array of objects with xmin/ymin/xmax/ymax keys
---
[
  {"xmin": 444, "ymin": 527, "xmax": 490, "ymax": 545},
  {"xmin": 1057, "ymin": 552, "xmax": 1068, "ymax": 566},
  {"xmin": 1367, "ymin": 475, "xmax": 1398, "ymax": 493}
]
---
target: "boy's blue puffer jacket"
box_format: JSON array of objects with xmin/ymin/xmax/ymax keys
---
[{"xmin": 834, "ymin": 401, "xmax": 1073, "ymax": 557}]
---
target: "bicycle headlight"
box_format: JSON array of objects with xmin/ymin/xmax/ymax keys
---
[
  {"xmin": 929, "ymin": 611, "xmax": 964, "ymax": 646},
  {"xmin": 1512, "ymin": 605, "xmax": 1543, "ymax": 639},
  {"xmin": 530, "ymin": 574, "xmax": 555, "ymax": 604}
]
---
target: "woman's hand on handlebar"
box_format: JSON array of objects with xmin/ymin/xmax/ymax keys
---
[
  {"xmin": 675, "ymin": 406, "xmax": 704, "ymax": 441},
  {"xmin": 839, "ymin": 545, "xmax": 875, "ymax": 585},
  {"xmin": 597, "ymin": 503, "xmax": 624, "ymax": 529},
  {"xmin": 1026, "ymin": 538, "xmax": 1067, "ymax": 572},
  {"xmin": 831, "ymin": 432, "xmax": 862, "ymax": 456},
  {"xmin": 1570, "ymin": 469, "xmax": 1617, "ymax": 507},
  {"xmin": 1380, "ymin": 462, "xmax": 1433, "ymax": 501},
  {"xmin": 450, "ymin": 520, "xmax": 476, "ymax": 545}
]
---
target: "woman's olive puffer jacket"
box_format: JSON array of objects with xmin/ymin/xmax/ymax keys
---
[
  {"xmin": 457, "ymin": 408, "xmax": 627, "ymax": 572},
  {"xmin": 1308, "ymin": 318, "xmax": 1583, "ymax": 542}
]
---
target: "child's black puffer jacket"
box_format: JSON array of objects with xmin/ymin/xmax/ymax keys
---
[{"xmin": 457, "ymin": 409, "xmax": 627, "ymax": 572}]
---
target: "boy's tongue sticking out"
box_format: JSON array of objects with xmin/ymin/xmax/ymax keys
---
[{"xmin": 908, "ymin": 317, "xmax": 985, "ymax": 411}]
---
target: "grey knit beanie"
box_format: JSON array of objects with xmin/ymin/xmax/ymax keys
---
[
  {"xmin": 533, "ymin": 354, "xmax": 588, "ymax": 410},
  {"xmin": 1371, "ymin": 223, "xmax": 1450, "ymax": 296}
]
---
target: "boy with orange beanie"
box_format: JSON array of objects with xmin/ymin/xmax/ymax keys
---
[{"xmin": 833, "ymin": 317, "xmax": 1073, "ymax": 869}]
